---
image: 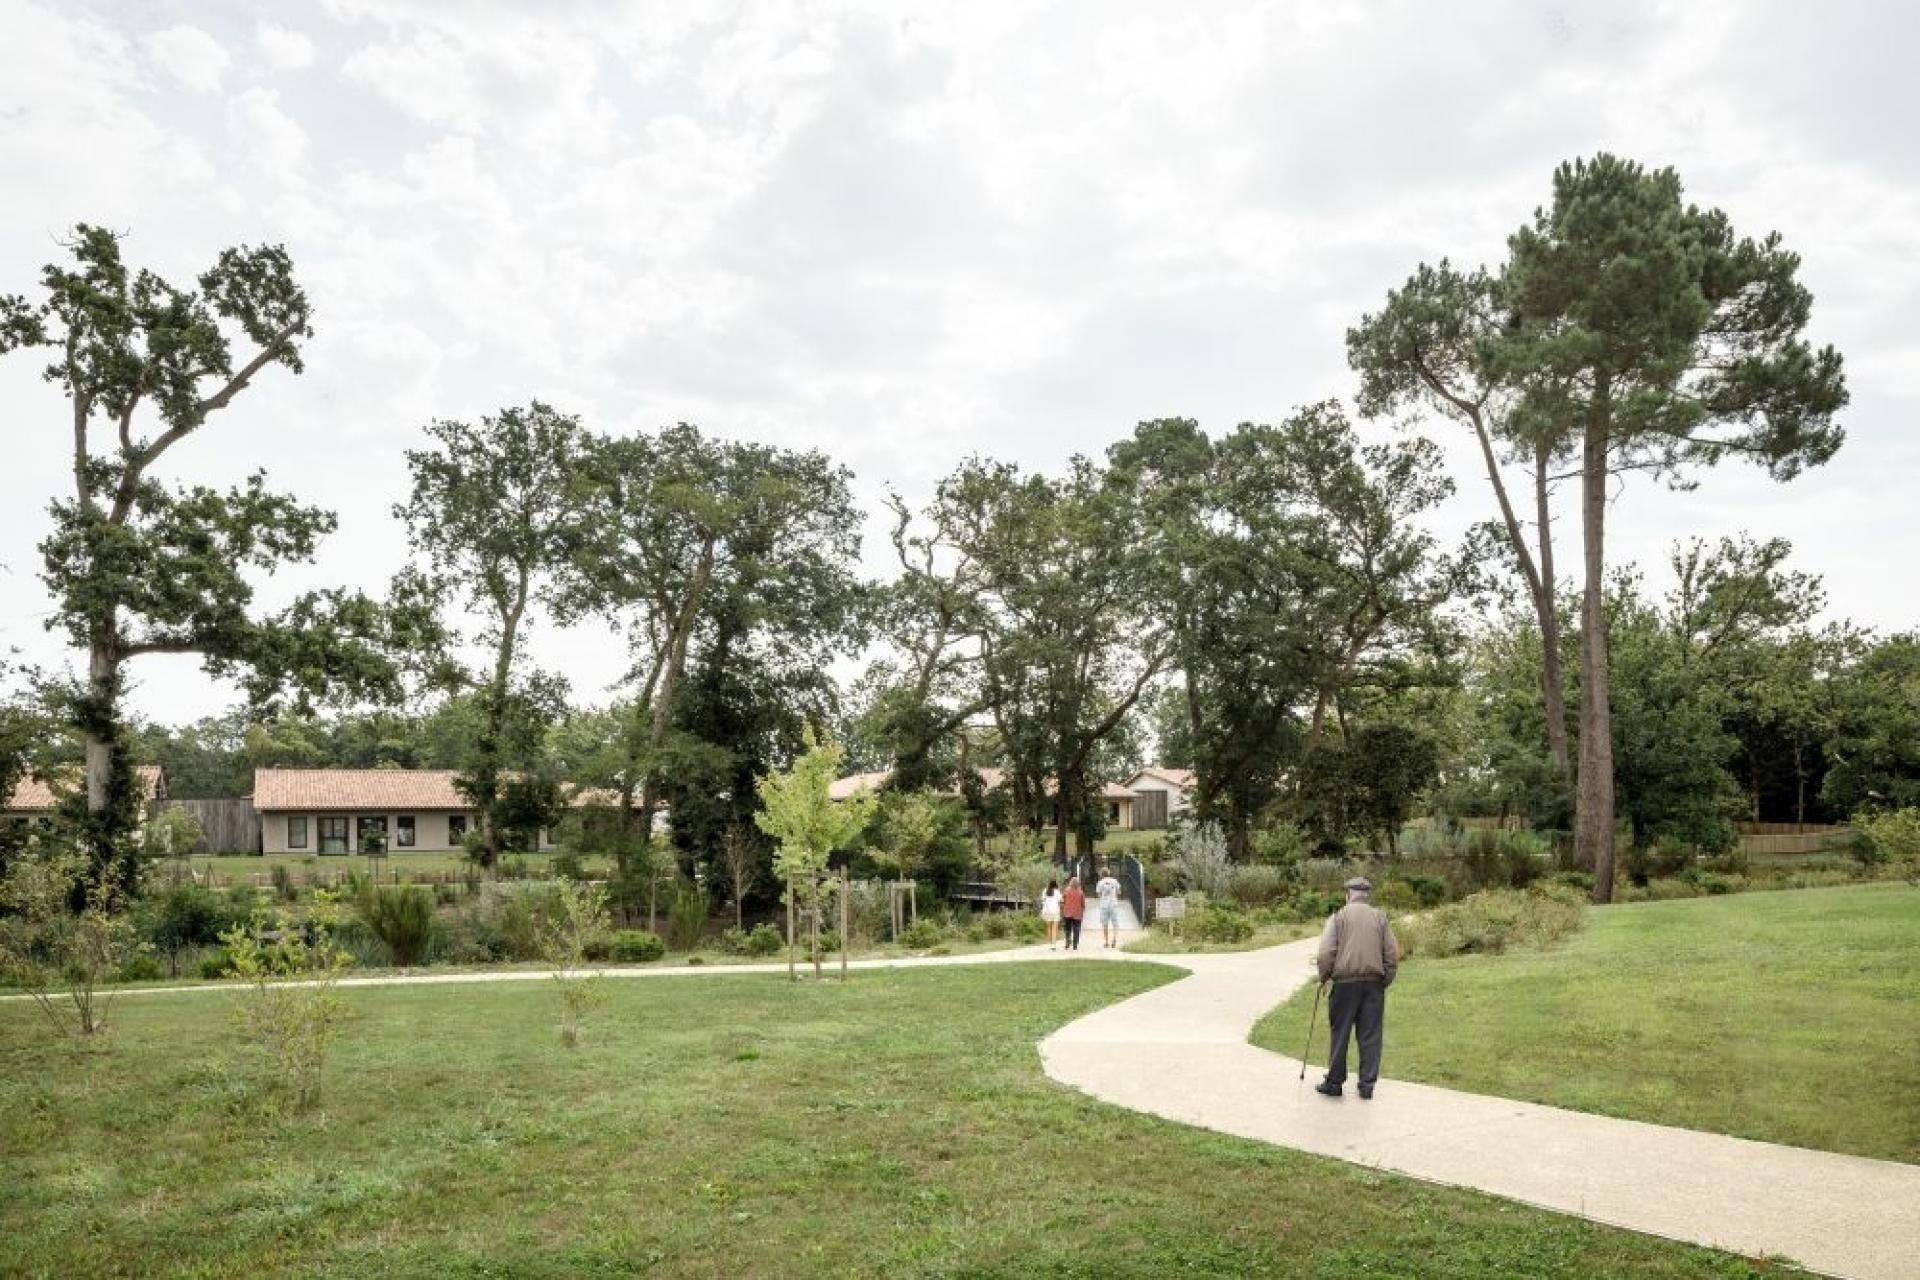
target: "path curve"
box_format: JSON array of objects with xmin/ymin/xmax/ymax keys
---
[{"xmin": 1039, "ymin": 937, "xmax": 1920, "ymax": 1280}]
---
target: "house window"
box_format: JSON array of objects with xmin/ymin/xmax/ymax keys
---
[
  {"xmin": 357, "ymin": 815, "xmax": 388, "ymax": 854},
  {"xmin": 396, "ymin": 815, "xmax": 416, "ymax": 848},
  {"xmin": 448, "ymin": 814, "xmax": 468, "ymax": 846},
  {"xmin": 318, "ymin": 816, "xmax": 350, "ymax": 855},
  {"xmin": 1108, "ymin": 803, "xmax": 1121, "ymax": 825},
  {"xmin": 287, "ymin": 816, "xmax": 308, "ymax": 850}
]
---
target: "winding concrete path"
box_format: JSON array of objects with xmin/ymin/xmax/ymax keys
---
[
  {"xmin": 1040, "ymin": 937, "xmax": 1920, "ymax": 1280},
  {"xmin": 15, "ymin": 933, "xmax": 1919, "ymax": 1275}
]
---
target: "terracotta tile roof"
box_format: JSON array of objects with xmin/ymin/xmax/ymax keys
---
[
  {"xmin": 827, "ymin": 770, "xmax": 894, "ymax": 800},
  {"xmin": 5, "ymin": 765, "xmax": 165, "ymax": 812},
  {"xmin": 253, "ymin": 768, "xmax": 624, "ymax": 812},
  {"xmin": 253, "ymin": 768, "xmax": 470, "ymax": 811}
]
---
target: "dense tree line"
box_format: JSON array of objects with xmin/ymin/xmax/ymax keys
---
[{"xmin": 7, "ymin": 152, "xmax": 1907, "ymax": 909}]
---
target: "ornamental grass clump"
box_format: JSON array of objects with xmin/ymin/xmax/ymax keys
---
[
  {"xmin": 359, "ymin": 884, "xmax": 435, "ymax": 967},
  {"xmin": 1398, "ymin": 883, "xmax": 1586, "ymax": 960}
]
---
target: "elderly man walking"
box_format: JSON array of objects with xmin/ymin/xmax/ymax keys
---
[{"xmin": 1313, "ymin": 876, "xmax": 1399, "ymax": 1100}]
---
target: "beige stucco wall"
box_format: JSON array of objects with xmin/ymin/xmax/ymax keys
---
[
  {"xmin": 261, "ymin": 809, "xmax": 473, "ymax": 855},
  {"xmin": 260, "ymin": 810, "xmax": 563, "ymax": 854},
  {"xmin": 1129, "ymin": 776, "xmax": 1192, "ymax": 815}
]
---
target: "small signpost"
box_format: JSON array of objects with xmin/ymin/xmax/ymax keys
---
[{"xmin": 1155, "ymin": 895, "xmax": 1187, "ymax": 938}]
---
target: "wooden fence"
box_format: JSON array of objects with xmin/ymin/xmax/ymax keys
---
[{"xmin": 171, "ymin": 799, "xmax": 260, "ymax": 854}]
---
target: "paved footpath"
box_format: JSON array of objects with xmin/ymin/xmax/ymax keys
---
[
  {"xmin": 1041, "ymin": 937, "xmax": 1920, "ymax": 1280},
  {"xmin": 15, "ymin": 934, "xmax": 1918, "ymax": 1276}
]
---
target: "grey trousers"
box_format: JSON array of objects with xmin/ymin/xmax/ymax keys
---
[{"xmin": 1325, "ymin": 979, "xmax": 1386, "ymax": 1089}]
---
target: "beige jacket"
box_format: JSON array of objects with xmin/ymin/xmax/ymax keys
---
[{"xmin": 1316, "ymin": 900, "xmax": 1399, "ymax": 986}]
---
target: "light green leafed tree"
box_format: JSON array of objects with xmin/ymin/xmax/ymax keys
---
[{"xmin": 754, "ymin": 730, "xmax": 874, "ymax": 979}]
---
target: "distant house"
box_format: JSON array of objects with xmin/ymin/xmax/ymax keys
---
[
  {"xmin": 252, "ymin": 768, "xmax": 620, "ymax": 855},
  {"xmin": 1121, "ymin": 767, "xmax": 1196, "ymax": 829},
  {"xmin": 2, "ymin": 764, "xmax": 168, "ymax": 833},
  {"xmin": 829, "ymin": 767, "xmax": 1139, "ymax": 829}
]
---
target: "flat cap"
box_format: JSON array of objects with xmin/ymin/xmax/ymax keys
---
[{"xmin": 1343, "ymin": 876, "xmax": 1373, "ymax": 892}]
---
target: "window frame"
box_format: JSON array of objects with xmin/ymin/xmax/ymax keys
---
[
  {"xmin": 447, "ymin": 813, "xmax": 468, "ymax": 847},
  {"xmin": 317, "ymin": 816, "xmax": 350, "ymax": 855},
  {"xmin": 286, "ymin": 815, "xmax": 308, "ymax": 850},
  {"xmin": 395, "ymin": 815, "xmax": 416, "ymax": 848},
  {"xmin": 357, "ymin": 815, "xmax": 389, "ymax": 855}
]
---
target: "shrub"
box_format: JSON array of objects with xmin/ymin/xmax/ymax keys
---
[
  {"xmin": 1013, "ymin": 913, "xmax": 1046, "ymax": 942},
  {"xmin": 359, "ymin": 886, "xmax": 436, "ymax": 967},
  {"xmin": 0, "ymin": 853, "xmax": 140, "ymax": 1038},
  {"xmin": 269, "ymin": 863, "xmax": 299, "ymax": 902},
  {"xmin": 666, "ymin": 886, "xmax": 709, "ymax": 952},
  {"xmin": 743, "ymin": 922, "xmax": 784, "ymax": 957},
  {"xmin": 1639, "ymin": 877, "xmax": 1701, "ymax": 901},
  {"xmin": 900, "ymin": 920, "xmax": 944, "ymax": 949},
  {"xmin": 1193, "ymin": 903, "xmax": 1255, "ymax": 944},
  {"xmin": 1228, "ymin": 865, "xmax": 1289, "ymax": 908},
  {"xmin": 817, "ymin": 928, "xmax": 842, "ymax": 954},
  {"xmin": 606, "ymin": 930, "xmax": 665, "ymax": 963},
  {"xmin": 140, "ymin": 885, "xmax": 240, "ymax": 978},
  {"xmin": 1462, "ymin": 830, "xmax": 1547, "ymax": 890},
  {"xmin": 1247, "ymin": 822, "xmax": 1313, "ymax": 867},
  {"xmin": 1170, "ymin": 822, "xmax": 1234, "ymax": 900},
  {"xmin": 1372, "ymin": 880, "xmax": 1419, "ymax": 914},
  {"xmin": 539, "ymin": 880, "xmax": 611, "ymax": 1049},
  {"xmin": 1398, "ymin": 884, "xmax": 1586, "ymax": 959},
  {"xmin": 118, "ymin": 952, "xmax": 164, "ymax": 982},
  {"xmin": 1400, "ymin": 874, "xmax": 1449, "ymax": 907},
  {"xmin": 1002, "ymin": 859, "xmax": 1057, "ymax": 908},
  {"xmin": 717, "ymin": 926, "xmax": 749, "ymax": 955},
  {"xmin": 980, "ymin": 912, "xmax": 1012, "ymax": 940},
  {"xmin": 1625, "ymin": 836, "xmax": 1697, "ymax": 886},
  {"xmin": 1297, "ymin": 858, "xmax": 1353, "ymax": 894},
  {"xmin": 221, "ymin": 894, "xmax": 355, "ymax": 1112},
  {"xmin": 1551, "ymin": 870, "xmax": 1595, "ymax": 894},
  {"xmin": 1855, "ymin": 808, "xmax": 1920, "ymax": 875},
  {"xmin": 548, "ymin": 852, "xmax": 586, "ymax": 881}
]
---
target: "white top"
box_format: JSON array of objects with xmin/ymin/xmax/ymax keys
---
[
  {"xmin": 1040, "ymin": 888, "xmax": 1062, "ymax": 920},
  {"xmin": 1095, "ymin": 876, "xmax": 1122, "ymax": 904}
]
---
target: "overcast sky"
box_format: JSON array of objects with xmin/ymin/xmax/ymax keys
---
[{"xmin": 3, "ymin": 0, "xmax": 1916, "ymax": 727}]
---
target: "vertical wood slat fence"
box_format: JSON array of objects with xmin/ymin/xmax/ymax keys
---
[{"xmin": 170, "ymin": 798, "xmax": 260, "ymax": 854}]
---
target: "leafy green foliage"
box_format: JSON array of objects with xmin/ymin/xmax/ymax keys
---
[
  {"xmin": 537, "ymin": 879, "xmax": 611, "ymax": 1048},
  {"xmin": 219, "ymin": 894, "xmax": 355, "ymax": 1112},
  {"xmin": 358, "ymin": 886, "xmax": 436, "ymax": 967},
  {"xmin": 0, "ymin": 851, "xmax": 140, "ymax": 1037},
  {"xmin": 1, "ymin": 226, "xmax": 433, "ymax": 888}
]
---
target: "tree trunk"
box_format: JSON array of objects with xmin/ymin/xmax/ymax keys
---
[
  {"xmin": 1534, "ymin": 445, "xmax": 1572, "ymax": 774},
  {"xmin": 1575, "ymin": 412, "xmax": 1617, "ymax": 903},
  {"xmin": 637, "ymin": 536, "xmax": 718, "ymax": 841},
  {"xmin": 786, "ymin": 878, "xmax": 796, "ymax": 981},
  {"xmin": 1794, "ymin": 741, "xmax": 1807, "ymax": 825},
  {"xmin": 84, "ymin": 636, "xmax": 119, "ymax": 815}
]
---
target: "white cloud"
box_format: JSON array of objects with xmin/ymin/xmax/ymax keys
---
[
  {"xmin": 3, "ymin": 0, "xmax": 1919, "ymax": 724},
  {"xmin": 142, "ymin": 23, "xmax": 229, "ymax": 93},
  {"xmin": 257, "ymin": 21, "xmax": 316, "ymax": 70},
  {"xmin": 227, "ymin": 89, "xmax": 309, "ymax": 184}
]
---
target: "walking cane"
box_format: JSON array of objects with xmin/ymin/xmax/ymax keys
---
[{"xmin": 1298, "ymin": 980, "xmax": 1327, "ymax": 1080}]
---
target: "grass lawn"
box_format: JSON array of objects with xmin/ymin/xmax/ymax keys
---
[
  {"xmin": 0, "ymin": 966, "xmax": 1761, "ymax": 1277},
  {"xmin": 1252, "ymin": 884, "xmax": 1920, "ymax": 1163}
]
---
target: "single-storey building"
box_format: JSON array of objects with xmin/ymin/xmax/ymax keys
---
[
  {"xmin": 252, "ymin": 768, "xmax": 624, "ymax": 855},
  {"xmin": 1120, "ymin": 767, "xmax": 1196, "ymax": 829},
  {"xmin": 3, "ymin": 764, "xmax": 168, "ymax": 834},
  {"xmin": 829, "ymin": 767, "xmax": 1140, "ymax": 828}
]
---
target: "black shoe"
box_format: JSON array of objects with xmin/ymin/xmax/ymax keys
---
[
  {"xmin": 1358, "ymin": 1086, "xmax": 1374, "ymax": 1100},
  {"xmin": 1314, "ymin": 1080, "xmax": 1342, "ymax": 1098}
]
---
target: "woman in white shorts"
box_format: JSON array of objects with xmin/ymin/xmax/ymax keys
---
[{"xmin": 1039, "ymin": 879, "xmax": 1062, "ymax": 948}]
